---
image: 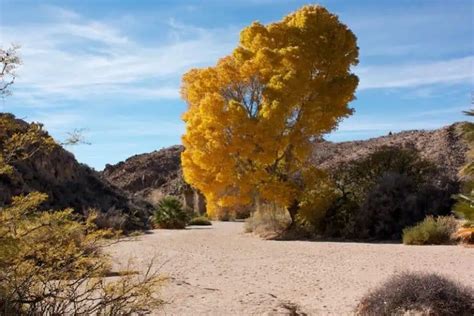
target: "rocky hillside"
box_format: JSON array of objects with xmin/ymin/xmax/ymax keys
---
[
  {"xmin": 102, "ymin": 122, "xmax": 469, "ymax": 214},
  {"xmin": 102, "ymin": 146, "xmax": 206, "ymax": 214},
  {"xmin": 103, "ymin": 145, "xmax": 184, "ymax": 198},
  {"xmin": 0, "ymin": 114, "xmax": 151, "ymax": 229},
  {"xmin": 312, "ymin": 122, "xmax": 468, "ymax": 179}
]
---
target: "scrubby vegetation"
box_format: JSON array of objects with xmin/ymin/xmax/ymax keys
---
[
  {"xmin": 297, "ymin": 146, "xmax": 459, "ymax": 240},
  {"xmin": 242, "ymin": 146, "xmax": 461, "ymax": 241},
  {"xmin": 0, "ymin": 61, "xmax": 164, "ymax": 314},
  {"xmin": 455, "ymin": 221, "xmax": 474, "ymax": 244},
  {"xmin": 153, "ymin": 196, "xmax": 190, "ymax": 229},
  {"xmin": 453, "ymin": 118, "xmax": 474, "ymax": 243},
  {"xmin": 0, "ymin": 193, "xmax": 163, "ymax": 314},
  {"xmin": 245, "ymin": 203, "xmax": 291, "ymax": 237},
  {"xmin": 188, "ymin": 216, "xmax": 212, "ymax": 226},
  {"xmin": 402, "ymin": 216, "xmax": 458, "ymax": 245},
  {"xmin": 87, "ymin": 207, "xmax": 128, "ymax": 232},
  {"xmin": 355, "ymin": 272, "xmax": 474, "ymax": 315}
]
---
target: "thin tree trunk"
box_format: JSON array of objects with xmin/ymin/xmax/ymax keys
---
[{"xmin": 287, "ymin": 200, "xmax": 299, "ymax": 230}]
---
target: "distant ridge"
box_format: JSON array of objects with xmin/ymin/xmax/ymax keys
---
[
  {"xmin": 102, "ymin": 122, "xmax": 469, "ymax": 211},
  {"xmin": 312, "ymin": 122, "xmax": 468, "ymax": 179}
]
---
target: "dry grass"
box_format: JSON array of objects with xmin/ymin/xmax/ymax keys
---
[{"xmin": 244, "ymin": 203, "xmax": 291, "ymax": 238}]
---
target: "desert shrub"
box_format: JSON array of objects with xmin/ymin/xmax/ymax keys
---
[
  {"xmin": 452, "ymin": 119, "xmax": 474, "ymax": 244},
  {"xmin": 403, "ymin": 216, "xmax": 458, "ymax": 245},
  {"xmin": 320, "ymin": 146, "xmax": 457, "ymax": 240},
  {"xmin": 245, "ymin": 203, "xmax": 291, "ymax": 237},
  {"xmin": 335, "ymin": 146, "xmax": 435, "ymax": 203},
  {"xmin": 88, "ymin": 207, "xmax": 128, "ymax": 232},
  {"xmin": 153, "ymin": 196, "xmax": 189, "ymax": 229},
  {"xmin": 322, "ymin": 195, "xmax": 359, "ymax": 238},
  {"xmin": 216, "ymin": 208, "xmax": 235, "ymax": 221},
  {"xmin": 355, "ymin": 272, "xmax": 474, "ymax": 315},
  {"xmin": 360, "ymin": 174, "xmax": 457, "ymax": 240},
  {"xmin": 454, "ymin": 221, "xmax": 474, "ymax": 244},
  {"xmin": 0, "ymin": 192, "xmax": 163, "ymax": 315},
  {"xmin": 359, "ymin": 173, "xmax": 422, "ymax": 239},
  {"xmin": 189, "ymin": 216, "xmax": 212, "ymax": 226}
]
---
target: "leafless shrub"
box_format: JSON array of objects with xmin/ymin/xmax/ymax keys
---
[{"xmin": 355, "ymin": 272, "xmax": 474, "ymax": 316}]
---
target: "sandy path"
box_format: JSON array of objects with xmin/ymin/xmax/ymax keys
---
[{"xmin": 108, "ymin": 222, "xmax": 474, "ymax": 315}]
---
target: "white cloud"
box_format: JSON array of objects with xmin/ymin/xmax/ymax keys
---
[
  {"xmin": 357, "ymin": 56, "xmax": 473, "ymax": 90},
  {"xmin": 27, "ymin": 112, "xmax": 83, "ymax": 134},
  {"xmin": 2, "ymin": 6, "xmax": 236, "ymax": 104}
]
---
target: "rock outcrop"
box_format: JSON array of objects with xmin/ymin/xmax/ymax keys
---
[{"xmin": 101, "ymin": 145, "xmax": 206, "ymax": 214}]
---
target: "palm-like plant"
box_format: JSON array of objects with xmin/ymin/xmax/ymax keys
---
[{"xmin": 153, "ymin": 196, "xmax": 189, "ymax": 229}]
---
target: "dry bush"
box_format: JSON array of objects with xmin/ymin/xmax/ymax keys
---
[
  {"xmin": 454, "ymin": 221, "xmax": 474, "ymax": 244},
  {"xmin": 211, "ymin": 205, "xmax": 251, "ymax": 221},
  {"xmin": 402, "ymin": 216, "xmax": 458, "ymax": 245},
  {"xmin": 355, "ymin": 272, "xmax": 474, "ymax": 316},
  {"xmin": 0, "ymin": 192, "xmax": 163, "ymax": 315},
  {"xmin": 215, "ymin": 208, "xmax": 235, "ymax": 221},
  {"xmin": 245, "ymin": 203, "xmax": 291, "ymax": 237},
  {"xmin": 87, "ymin": 207, "xmax": 127, "ymax": 232}
]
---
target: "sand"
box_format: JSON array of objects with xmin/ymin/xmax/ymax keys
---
[{"xmin": 108, "ymin": 221, "xmax": 474, "ymax": 315}]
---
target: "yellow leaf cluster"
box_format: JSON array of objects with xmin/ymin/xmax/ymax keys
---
[
  {"xmin": 181, "ymin": 5, "xmax": 358, "ymax": 217},
  {"xmin": 0, "ymin": 113, "xmax": 56, "ymax": 176}
]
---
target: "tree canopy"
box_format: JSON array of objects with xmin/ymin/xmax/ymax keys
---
[{"xmin": 181, "ymin": 5, "xmax": 359, "ymax": 218}]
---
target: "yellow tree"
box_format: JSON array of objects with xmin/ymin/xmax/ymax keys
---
[{"xmin": 181, "ymin": 5, "xmax": 359, "ymax": 222}]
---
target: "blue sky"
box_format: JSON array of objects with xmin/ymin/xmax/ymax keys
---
[{"xmin": 1, "ymin": 0, "xmax": 473, "ymax": 170}]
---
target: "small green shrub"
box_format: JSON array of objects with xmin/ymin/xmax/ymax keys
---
[
  {"xmin": 153, "ymin": 196, "xmax": 189, "ymax": 229},
  {"xmin": 402, "ymin": 216, "xmax": 458, "ymax": 245},
  {"xmin": 188, "ymin": 216, "xmax": 212, "ymax": 226},
  {"xmin": 355, "ymin": 272, "xmax": 474, "ymax": 315}
]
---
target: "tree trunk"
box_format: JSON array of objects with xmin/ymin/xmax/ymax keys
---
[{"xmin": 287, "ymin": 200, "xmax": 299, "ymax": 230}]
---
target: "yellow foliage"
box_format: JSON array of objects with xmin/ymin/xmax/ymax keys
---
[
  {"xmin": 298, "ymin": 168, "xmax": 337, "ymax": 228},
  {"xmin": 0, "ymin": 192, "xmax": 163, "ymax": 314},
  {"xmin": 0, "ymin": 113, "xmax": 56, "ymax": 176},
  {"xmin": 181, "ymin": 5, "xmax": 358, "ymax": 217},
  {"xmin": 0, "ymin": 114, "xmax": 163, "ymax": 313},
  {"xmin": 455, "ymin": 227, "xmax": 474, "ymax": 244}
]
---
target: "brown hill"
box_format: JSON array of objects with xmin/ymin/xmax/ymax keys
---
[
  {"xmin": 102, "ymin": 122, "xmax": 469, "ymax": 213},
  {"xmin": 102, "ymin": 145, "xmax": 206, "ymax": 214},
  {"xmin": 312, "ymin": 122, "xmax": 468, "ymax": 179},
  {"xmin": 0, "ymin": 113, "xmax": 151, "ymax": 230}
]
